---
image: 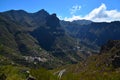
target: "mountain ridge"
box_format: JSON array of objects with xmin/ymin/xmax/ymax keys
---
[
  {"xmin": 0, "ymin": 9, "xmax": 120, "ymax": 69},
  {"xmin": 0, "ymin": 9, "xmax": 83, "ymax": 68}
]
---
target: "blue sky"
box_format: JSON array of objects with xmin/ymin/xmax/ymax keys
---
[{"xmin": 0, "ymin": 0, "xmax": 120, "ymax": 22}]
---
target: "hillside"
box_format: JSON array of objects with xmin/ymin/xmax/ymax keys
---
[
  {"xmin": 0, "ymin": 9, "xmax": 120, "ymax": 68},
  {"xmin": 61, "ymin": 21, "xmax": 120, "ymax": 52},
  {"xmin": 0, "ymin": 9, "xmax": 83, "ymax": 69},
  {"xmin": 53, "ymin": 40, "xmax": 120, "ymax": 80},
  {"xmin": 0, "ymin": 40, "xmax": 119, "ymax": 80},
  {"xmin": 0, "ymin": 9, "xmax": 120, "ymax": 80}
]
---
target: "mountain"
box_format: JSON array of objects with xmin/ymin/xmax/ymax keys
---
[
  {"xmin": 0, "ymin": 9, "xmax": 84, "ymax": 69},
  {"xmin": 0, "ymin": 10, "xmax": 58, "ymax": 68},
  {"xmin": 72, "ymin": 19, "xmax": 92, "ymax": 25},
  {"xmin": 0, "ymin": 9, "xmax": 120, "ymax": 80},
  {"xmin": 61, "ymin": 20, "xmax": 120, "ymax": 52},
  {"xmin": 30, "ymin": 13, "xmax": 83, "ymax": 64},
  {"xmin": 0, "ymin": 9, "xmax": 120, "ymax": 69}
]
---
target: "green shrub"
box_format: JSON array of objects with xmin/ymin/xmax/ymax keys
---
[{"xmin": 30, "ymin": 67, "xmax": 58, "ymax": 80}]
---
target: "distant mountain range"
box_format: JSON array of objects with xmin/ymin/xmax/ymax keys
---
[
  {"xmin": 0, "ymin": 9, "xmax": 120, "ymax": 68},
  {"xmin": 61, "ymin": 20, "xmax": 120, "ymax": 51}
]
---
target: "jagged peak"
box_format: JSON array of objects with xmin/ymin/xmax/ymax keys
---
[
  {"xmin": 51, "ymin": 13, "xmax": 57, "ymax": 17},
  {"xmin": 35, "ymin": 9, "xmax": 49, "ymax": 15},
  {"xmin": 46, "ymin": 13, "xmax": 60, "ymax": 27}
]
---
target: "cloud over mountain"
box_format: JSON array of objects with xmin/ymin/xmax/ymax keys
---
[{"xmin": 64, "ymin": 3, "xmax": 120, "ymax": 22}]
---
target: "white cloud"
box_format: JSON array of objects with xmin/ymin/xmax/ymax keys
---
[
  {"xmin": 70, "ymin": 5, "xmax": 81, "ymax": 14},
  {"xmin": 64, "ymin": 3, "xmax": 120, "ymax": 22},
  {"xmin": 64, "ymin": 15, "xmax": 83, "ymax": 22}
]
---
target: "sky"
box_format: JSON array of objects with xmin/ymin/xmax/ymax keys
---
[{"xmin": 0, "ymin": 0, "xmax": 120, "ymax": 22}]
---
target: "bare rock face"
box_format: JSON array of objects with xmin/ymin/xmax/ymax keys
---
[{"xmin": 46, "ymin": 13, "xmax": 60, "ymax": 28}]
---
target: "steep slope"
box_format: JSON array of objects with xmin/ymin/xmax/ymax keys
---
[
  {"xmin": 0, "ymin": 9, "xmax": 120, "ymax": 80},
  {"xmin": 0, "ymin": 9, "xmax": 84, "ymax": 69},
  {"xmin": 79, "ymin": 22, "xmax": 120, "ymax": 49},
  {"xmin": 0, "ymin": 9, "xmax": 120, "ymax": 69},
  {"xmin": 53, "ymin": 40, "xmax": 120, "ymax": 80},
  {"xmin": 0, "ymin": 10, "xmax": 60, "ymax": 69},
  {"xmin": 61, "ymin": 20, "xmax": 120, "ymax": 52},
  {"xmin": 30, "ymin": 13, "xmax": 82, "ymax": 64}
]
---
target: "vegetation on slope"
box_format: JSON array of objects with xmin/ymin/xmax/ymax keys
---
[{"xmin": 53, "ymin": 40, "xmax": 120, "ymax": 80}]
